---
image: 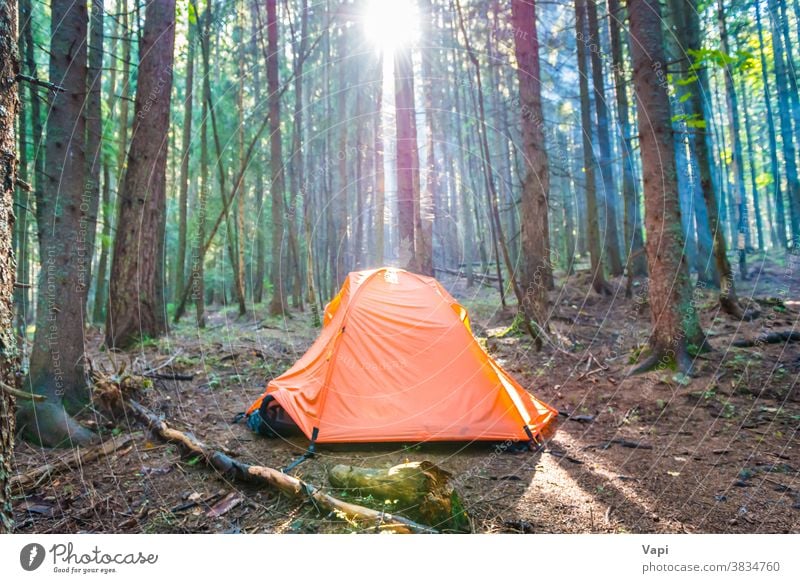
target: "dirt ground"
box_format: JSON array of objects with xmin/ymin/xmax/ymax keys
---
[{"xmin": 11, "ymin": 253, "xmax": 800, "ymax": 534}]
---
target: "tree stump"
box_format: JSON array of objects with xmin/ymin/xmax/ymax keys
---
[{"xmin": 328, "ymin": 461, "xmax": 470, "ymax": 532}]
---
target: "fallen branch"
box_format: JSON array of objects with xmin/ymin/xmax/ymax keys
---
[
  {"xmin": 126, "ymin": 400, "xmax": 437, "ymax": 534},
  {"xmin": 11, "ymin": 432, "xmax": 139, "ymax": 491},
  {"xmin": 0, "ymin": 380, "xmax": 45, "ymax": 402},
  {"xmin": 434, "ymin": 266, "xmax": 499, "ymax": 283}
]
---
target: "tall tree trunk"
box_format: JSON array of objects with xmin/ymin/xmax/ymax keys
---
[
  {"xmin": 756, "ymin": 0, "xmax": 785, "ymax": 248},
  {"xmin": 92, "ymin": 3, "xmax": 119, "ymax": 325},
  {"xmin": 608, "ymin": 0, "xmax": 646, "ymax": 277},
  {"xmin": 628, "ymin": 0, "xmax": 705, "ymax": 374},
  {"xmin": 21, "ymin": 0, "xmax": 94, "ymax": 446},
  {"xmin": 116, "ymin": 0, "xmax": 131, "ymax": 189},
  {"xmin": 511, "ymin": 0, "xmax": 551, "ymax": 331},
  {"xmin": 684, "ymin": 0, "xmax": 743, "ymax": 316},
  {"xmin": 193, "ymin": 0, "xmax": 210, "ymax": 329},
  {"xmin": 235, "ymin": 0, "xmax": 247, "ymax": 315},
  {"xmin": 84, "ymin": 0, "xmax": 103, "ymax": 307},
  {"xmin": 575, "ymin": 0, "xmax": 611, "ymax": 295},
  {"xmin": 456, "ymin": 0, "xmax": 541, "ymax": 344},
  {"xmin": 716, "ymin": 1, "xmax": 749, "ymax": 277},
  {"xmin": 250, "ymin": 0, "xmax": 266, "ymax": 304},
  {"xmin": 14, "ymin": 0, "xmax": 32, "ymax": 339},
  {"xmin": 738, "ymin": 70, "xmax": 764, "ymax": 251},
  {"xmin": 0, "ymin": 0, "xmax": 20, "ymax": 531},
  {"xmin": 373, "ymin": 64, "xmax": 385, "ymax": 267},
  {"xmin": 769, "ymin": 0, "xmax": 800, "ymax": 245},
  {"xmin": 106, "ymin": 0, "xmax": 175, "ymax": 349},
  {"xmin": 267, "ymin": 0, "xmax": 287, "ymax": 315},
  {"xmin": 417, "ymin": 0, "xmax": 436, "ymax": 276},
  {"xmin": 587, "ymin": 0, "xmax": 623, "ymax": 277},
  {"xmin": 394, "ymin": 42, "xmax": 420, "ymax": 271},
  {"xmin": 174, "ymin": 7, "xmax": 195, "ymax": 319}
]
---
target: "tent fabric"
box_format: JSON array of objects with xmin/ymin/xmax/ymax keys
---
[{"xmin": 246, "ymin": 268, "xmax": 556, "ymax": 444}]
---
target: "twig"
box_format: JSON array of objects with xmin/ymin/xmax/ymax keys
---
[
  {"xmin": 15, "ymin": 73, "xmax": 65, "ymax": 92},
  {"xmin": 0, "ymin": 380, "xmax": 45, "ymax": 402}
]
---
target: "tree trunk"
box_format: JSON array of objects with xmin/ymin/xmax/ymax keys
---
[
  {"xmin": 21, "ymin": 0, "xmax": 94, "ymax": 447},
  {"xmin": 628, "ymin": 0, "xmax": 706, "ymax": 374},
  {"xmin": 373, "ymin": 64, "xmax": 385, "ymax": 267},
  {"xmin": 174, "ymin": 7, "xmax": 195, "ymax": 318},
  {"xmin": 93, "ymin": 163, "xmax": 112, "ymax": 323},
  {"xmin": 235, "ymin": 0, "xmax": 247, "ymax": 316},
  {"xmin": 683, "ymin": 0, "xmax": 743, "ymax": 315},
  {"xmin": 193, "ymin": 1, "xmax": 210, "ymax": 329},
  {"xmin": 84, "ymin": 0, "xmax": 103, "ymax": 308},
  {"xmin": 769, "ymin": 0, "xmax": 800, "ymax": 245},
  {"xmin": 267, "ymin": 0, "xmax": 287, "ymax": 315},
  {"xmin": 511, "ymin": 0, "xmax": 551, "ymax": 330},
  {"xmin": 0, "ymin": 0, "xmax": 20, "ymax": 531},
  {"xmin": 106, "ymin": 0, "xmax": 175, "ymax": 349},
  {"xmin": 587, "ymin": 0, "xmax": 623, "ymax": 277},
  {"xmin": 418, "ymin": 0, "xmax": 436, "ymax": 276},
  {"xmin": 394, "ymin": 42, "xmax": 420, "ymax": 271},
  {"xmin": 756, "ymin": 0, "xmax": 785, "ymax": 249},
  {"xmin": 251, "ymin": 0, "xmax": 266, "ymax": 304},
  {"xmin": 116, "ymin": 0, "xmax": 131, "ymax": 189},
  {"xmin": 716, "ymin": 1, "xmax": 749, "ymax": 277},
  {"xmin": 738, "ymin": 68, "xmax": 764, "ymax": 251},
  {"xmin": 14, "ymin": 0, "xmax": 32, "ymax": 339},
  {"xmin": 608, "ymin": 0, "xmax": 646, "ymax": 277},
  {"xmin": 289, "ymin": 0, "xmax": 309, "ymax": 311},
  {"xmin": 575, "ymin": 0, "xmax": 611, "ymax": 295}
]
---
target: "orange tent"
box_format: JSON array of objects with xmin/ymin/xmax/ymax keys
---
[{"xmin": 246, "ymin": 268, "xmax": 556, "ymax": 444}]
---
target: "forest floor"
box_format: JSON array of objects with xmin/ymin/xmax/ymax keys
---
[{"xmin": 11, "ymin": 252, "xmax": 800, "ymax": 534}]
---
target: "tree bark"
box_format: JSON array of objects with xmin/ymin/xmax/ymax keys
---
[
  {"xmin": 106, "ymin": 0, "xmax": 175, "ymax": 349},
  {"xmin": 267, "ymin": 0, "xmax": 287, "ymax": 315},
  {"xmin": 587, "ymin": 0, "xmax": 623, "ymax": 277},
  {"xmin": 682, "ymin": 0, "xmax": 744, "ymax": 316},
  {"xmin": 756, "ymin": 0, "xmax": 785, "ymax": 249},
  {"xmin": 608, "ymin": 0, "xmax": 646, "ymax": 277},
  {"xmin": 373, "ymin": 64, "xmax": 385, "ymax": 267},
  {"xmin": 394, "ymin": 42, "xmax": 420, "ymax": 271},
  {"xmin": 20, "ymin": 0, "xmax": 94, "ymax": 447},
  {"xmin": 738, "ymin": 66, "xmax": 764, "ymax": 251},
  {"xmin": 417, "ymin": 0, "xmax": 436, "ymax": 276},
  {"xmin": 628, "ymin": 0, "xmax": 706, "ymax": 374},
  {"xmin": 84, "ymin": 0, "xmax": 103, "ymax": 309},
  {"xmin": 769, "ymin": 0, "xmax": 800, "ymax": 245},
  {"xmin": 0, "ymin": 0, "xmax": 20, "ymax": 531},
  {"xmin": 511, "ymin": 0, "xmax": 551, "ymax": 330},
  {"xmin": 716, "ymin": 0, "xmax": 748, "ymax": 277},
  {"xmin": 174, "ymin": 6, "xmax": 195, "ymax": 319},
  {"xmin": 252, "ymin": 0, "xmax": 266, "ymax": 305},
  {"xmin": 575, "ymin": 0, "xmax": 611, "ymax": 295}
]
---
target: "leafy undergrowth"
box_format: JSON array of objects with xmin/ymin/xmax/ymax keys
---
[{"xmin": 11, "ymin": 254, "xmax": 800, "ymax": 533}]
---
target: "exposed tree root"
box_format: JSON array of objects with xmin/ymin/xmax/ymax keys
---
[
  {"xmin": 732, "ymin": 330, "xmax": 800, "ymax": 347},
  {"xmin": 628, "ymin": 343, "xmax": 695, "ymax": 376},
  {"xmin": 719, "ymin": 295, "xmax": 760, "ymax": 321},
  {"xmin": 15, "ymin": 401, "xmax": 96, "ymax": 448},
  {"xmin": 125, "ymin": 399, "xmax": 438, "ymax": 534}
]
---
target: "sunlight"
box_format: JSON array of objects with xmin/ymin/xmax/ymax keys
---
[{"xmin": 362, "ymin": 0, "xmax": 419, "ymax": 54}]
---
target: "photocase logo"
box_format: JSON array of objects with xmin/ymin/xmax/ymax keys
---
[{"xmin": 19, "ymin": 543, "xmax": 46, "ymax": 571}]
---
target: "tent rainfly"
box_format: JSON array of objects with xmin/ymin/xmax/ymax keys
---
[{"xmin": 245, "ymin": 268, "xmax": 556, "ymax": 444}]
